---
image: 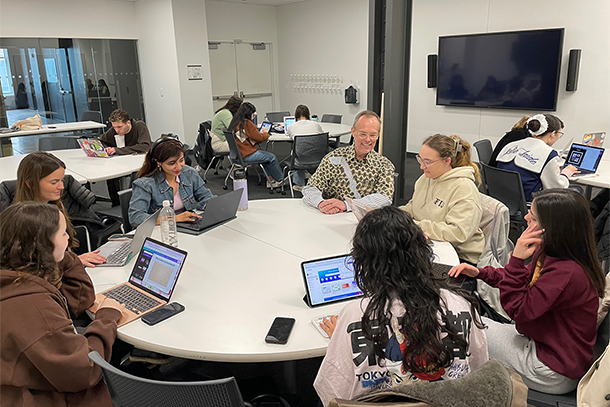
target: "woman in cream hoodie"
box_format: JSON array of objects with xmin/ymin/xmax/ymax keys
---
[{"xmin": 400, "ymin": 134, "xmax": 484, "ymax": 264}]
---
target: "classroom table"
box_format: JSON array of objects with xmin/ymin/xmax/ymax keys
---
[
  {"xmin": 0, "ymin": 149, "xmax": 144, "ymax": 184},
  {"xmin": 0, "ymin": 121, "xmax": 107, "ymax": 158},
  {"xmin": 87, "ymin": 199, "xmax": 460, "ymax": 363},
  {"xmin": 569, "ymin": 160, "xmax": 610, "ymax": 199},
  {"xmin": 267, "ymin": 123, "xmax": 352, "ymax": 142}
]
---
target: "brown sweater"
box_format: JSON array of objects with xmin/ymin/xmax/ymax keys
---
[
  {"xmin": 100, "ymin": 120, "xmax": 152, "ymax": 155},
  {"xmin": 0, "ymin": 251, "xmax": 121, "ymax": 407},
  {"xmin": 236, "ymin": 119, "xmax": 270, "ymax": 159}
]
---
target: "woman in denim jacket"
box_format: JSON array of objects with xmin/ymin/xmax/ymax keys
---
[{"xmin": 129, "ymin": 136, "xmax": 214, "ymax": 228}]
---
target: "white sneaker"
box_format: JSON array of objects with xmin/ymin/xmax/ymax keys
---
[{"xmin": 267, "ymin": 179, "xmax": 283, "ymax": 189}]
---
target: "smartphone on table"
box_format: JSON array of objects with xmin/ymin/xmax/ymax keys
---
[
  {"xmin": 265, "ymin": 317, "xmax": 296, "ymax": 345},
  {"xmin": 141, "ymin": 302, "xmax": 185, "ymax": 326}
]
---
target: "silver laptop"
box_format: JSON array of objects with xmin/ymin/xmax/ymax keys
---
[
  {"xmin": 582, "ymin": 132, "xmax": 605, "ymax": 148},
  {"xmin": 96, "ymin": 210, "xmax": 160, "ymax": 267}
]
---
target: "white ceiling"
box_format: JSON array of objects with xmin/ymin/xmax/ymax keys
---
[{"xmin": 114, "ymin": 0, "xmax": 312, "ymax": 4}]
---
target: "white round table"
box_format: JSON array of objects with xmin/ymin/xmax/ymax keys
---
[{"xmin": 88, "ymin": 199, "xmax": 459, "ymax": 362}]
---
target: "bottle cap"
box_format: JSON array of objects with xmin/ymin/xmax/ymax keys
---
[{"xmin": 163, "ymin": 200, "xmax": 170, "ymax": 207}]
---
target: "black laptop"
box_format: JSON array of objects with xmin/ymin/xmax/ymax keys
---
[{"xmin": 176, "ymin": 189, "xmax": 243, "ymax": 235}]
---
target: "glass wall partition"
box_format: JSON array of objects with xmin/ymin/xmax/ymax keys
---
[{"xmin": 0, "ymin": 38, "xmax": 144, "ymax": 128}]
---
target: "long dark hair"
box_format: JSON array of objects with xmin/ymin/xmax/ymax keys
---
[
  {"xmin": 532, "ymin": 189, "xmax": 606, "ymax": 297},
  {"xmin": 215, "ymin": 95, "xmax": 243, "ymax": 115},
  {"xmin": 0, "ymin": 202, "xmax": 63, "ymax": 288},
  {"xmin": 15, "ymin": 151, "xmax": 77, "ymax": 249},
  {"xmin": 228, "ymin": 102, "xmax": 256, "ymax": 133},
  {"xmin": 351, "ymin": 206, "xmax": 483, "ymax": 375},
  {"xmin": 137, "ymin": 137, "xmax": 184, "ymax": 178}
]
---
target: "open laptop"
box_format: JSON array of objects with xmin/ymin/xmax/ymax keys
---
[
  {"xmin": 90, "ymin": 237, "xmax": 187, "ymax": 326},
  {"xmin": 563, "ymin": 143, "xmax": 605, "ymax": 175},
  {"xmin": 176, "ymin": 189, "xmax": 243, "ymax": 235},
  {"xmin": 96, "ymin": 210, "xmax": 160, "ymax": 267},
  {"xmin": 582, "ymin": 132, "xmax": 606, "ymax": 147},
  {"xmin": 78, "ymin": 138, "xmax": 111, "ymax": 158},
  {"xmin": 283, "ymin": 116, "xmax": 296, "ymax": 134}
]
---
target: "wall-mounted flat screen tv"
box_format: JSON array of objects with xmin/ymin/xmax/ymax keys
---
[{"xmin": 436, "ymin": 28, "xmax": 564, "ymax": 111}]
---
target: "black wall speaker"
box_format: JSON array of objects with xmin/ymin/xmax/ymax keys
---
[
  {"xmin": 566, "ymin": 49, "xmax": 581, "ymax": 92},
  {"xmin": 427, "ymin": 54, "xmax": 438, "ymax": 88}
]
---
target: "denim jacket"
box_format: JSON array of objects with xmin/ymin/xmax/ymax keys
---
[{"xmin": 129, "ymin": 165, "xmax": 214, "ymax": 227}]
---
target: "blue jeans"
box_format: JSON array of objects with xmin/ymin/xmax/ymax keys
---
[
  {"xmin": 292, "ymin": 170, "xmax": 305, "ymax": 186},
  {"xmin": 243, "ymin": 149, "xmax": 283, "ymax": 181}
]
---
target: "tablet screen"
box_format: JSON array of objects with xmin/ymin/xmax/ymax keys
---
[{"xmin": 301, "ymin": 254, "xmax": 363, "ymax": 307}]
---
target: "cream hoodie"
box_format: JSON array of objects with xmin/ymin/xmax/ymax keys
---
[{"xmin": 400, "ymin": 166, "xmax": 484, "ymax": 264}]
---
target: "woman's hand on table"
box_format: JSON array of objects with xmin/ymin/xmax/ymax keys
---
[
  {"xmin": 79, "ymin": 250, "xmax": 106, "ymax": 267},
  {"xmin": 449, "ymin": 263, "xmax": 479, "ymax": 279},
  {"xmin": 175, "ymin": 211, "xmax": 201, "ymax": 223},
  {"xmin": 320, "ymin": 315, "xmax": 339, "ymax": 338}
]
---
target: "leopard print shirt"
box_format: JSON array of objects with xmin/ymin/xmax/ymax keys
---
[{"xmin": 305, "ymin": 145, "xmax": 395, "ymax": 204}]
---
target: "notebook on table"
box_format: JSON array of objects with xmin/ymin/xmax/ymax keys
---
[
  {"xmin": 90, "ymin": 237, "xmax": 187, "ymax": 326},
  {"xmin": 78, "ymin": 138, "xmax": 111, "ymax": 158},
  {"xmin": 96, "ymin": 210, "xmax": 160, "ymax": 267},
  {"xmin": 562, "ymin": 143, "xmax": 605, "ymax": 176},
  {"xmin": 176, "ymin": 189, "xmax": 243, "ymax": 235}
]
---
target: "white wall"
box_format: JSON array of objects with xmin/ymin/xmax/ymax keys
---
[
  {"xmin": 276, "ymin": 0, "xmax": 369, "ymax": 127},
  {"xmin": 408, "ymin": 0, "xmax": 610, "ymax": 161},
  {"xmin": 172, "ymin": 0, "xmax": 215, "ymax": 143},
  {"xmin": 0, "ymin": 0, "xmax": 138, "ymax": 39},
  {"xmin": 135, "ymin": 0, "xmax": 185, "ymax": 139}
]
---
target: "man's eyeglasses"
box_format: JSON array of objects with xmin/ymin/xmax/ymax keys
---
[
  {"xmin": 416, "ymin": 154, "xmax": 443, "ymax": 168},
  {"xmin": 355, "ymin": 131, "xmax": 379, "ymax": 140}
]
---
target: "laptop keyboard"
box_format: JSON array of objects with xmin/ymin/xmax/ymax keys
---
[
  {"xmin": 177, "ymin": 218, "xmax": 203, "ymax": 231},
  {"xmin": 102, "ymin": 285, "xmax": 162, "ymax": 314},
  {"xmin": 105, "ymin": 242, "xmax": 131, "ymax": 265}
]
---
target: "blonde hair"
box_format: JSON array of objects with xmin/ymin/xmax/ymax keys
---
[
  {"xmin": 423, "ymin": 134, "xmax": 481, "ymax": 186},
  {"xmin": 512, "ymin": 115, "xmax": 530, "ymax": 131}
]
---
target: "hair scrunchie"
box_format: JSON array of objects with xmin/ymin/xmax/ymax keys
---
[{"xmin": 526, "ymin": 114, "xmax": 549, "ymax": 136}]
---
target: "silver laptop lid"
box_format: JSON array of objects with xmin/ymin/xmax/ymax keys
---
[{"xmin": 126, "ymin": 209, "xmax": 160, "ymax": 264}]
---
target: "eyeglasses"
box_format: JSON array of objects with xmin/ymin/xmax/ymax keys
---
[
  {"xmin": 555, "ymin": 131, "xmax": 564, "ymax": 139},
  {"xmin": 354, "ymin": 131, "xmax": 379, "ymax": 140},
  {"xmin": 415, "ymin": 154, "xmax": 443, "ymax": 168}
]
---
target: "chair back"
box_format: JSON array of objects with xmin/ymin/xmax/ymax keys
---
[
  {"xmin": 265, "ymin": 111, "xmax": 290, "ymax": 123},
  {"xmin": 321, "ymin": 114, "xmax": 342, "ymax": 124},
  {"xmin": 118, "ymin": 188, "xmax": 133, "ymax": 233},
  {"xmin": 480, "ymin": 163, "xmax": 528, "ymax": 219},
  {"xmin": 223, "ymin": 130, "xmax": 246, "ymax": 166},
  {"xmin": 291, "ymin": 133, "xmax": 329, "ymax": 171},
  {"xmin": 80, "ymin": 110, "xmax": 103, "ymax": 123},
  {"xmin": 88, "ymin": 351, "xmax": 246, "ymax": 407},
  {"xmin": 39, "ymin": 136, "xmax": 81, "ymax": 151},
  {"xmin": 473, "ymin": 139, "xmax": 493, "ymax": 165},
  {"xmin": 194, "ymin": 121, "xmax": 214, "ymax": 169}
]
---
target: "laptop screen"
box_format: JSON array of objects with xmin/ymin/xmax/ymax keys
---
[
  {"xmin": 565, "ymin": 143, "xmax": 605, "ymax": 172},
  {"xmin": 284, "ymin": 116, "xmax": 295, "ymax": 132},
  {"xmin": 129, "ymin": 238, "xmax": 187, "ymax": 302},
  {"xmin": 301, "ymin": 254, "xmax": 364, "ymax": 307}
]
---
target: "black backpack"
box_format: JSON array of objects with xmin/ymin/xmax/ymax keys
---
[{"xmin": 193, "ymin": 121, "xmax": 214, "ymax": 169}]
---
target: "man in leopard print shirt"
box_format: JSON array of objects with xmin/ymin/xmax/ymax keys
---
[{"xmin": 302, "ymin": 110, "xmax": 395, "ymax": 214}]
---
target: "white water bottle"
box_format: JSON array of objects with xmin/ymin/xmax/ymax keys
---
[{"xmin": 160, "ymin": 200, "xmax": 178, "ymax": 247}]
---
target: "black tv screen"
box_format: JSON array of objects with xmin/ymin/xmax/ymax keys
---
[{"xmin": 436, "ymin": 28, "xmax": 564, "ymax": 111}]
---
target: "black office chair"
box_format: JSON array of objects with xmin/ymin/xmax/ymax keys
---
[
  {"xmin": 38, "ymin": 136, "xmax": 82, "ymax": 151},
  {"xmin": 480, "ymin": 163, "xmax": 528, "ymax": 240},
  {"xmin": 223, "ymin": 130, "xmax": 273, "ymax": 193},
  {"xmin": 282, "ymin": 132, "xmax": 329, "ymax": 197},
  {"xmin": 88, "ymin": 351, "xmax": 249, "ymax": 407},
  {"xmin": 95, "ymin": 188, "xmax": 134, "ymax": 233},
  {"xmin": 320, "ymin": 114, "xmax": 342, "ymax": 124},
  {"xmin": 473, "ymin": 139, "xmax": 493, "ymax": 165},
  {"xmin": 265, "ymin": 111, "xmax": 290, "ymax": 123}
]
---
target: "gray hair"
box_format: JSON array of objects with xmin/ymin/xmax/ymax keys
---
[{"xmin": 352, "ymin": 110, "xmax": 381, "ymax": 131}]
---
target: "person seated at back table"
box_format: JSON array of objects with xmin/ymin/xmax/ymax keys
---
[
  {"xmin": 0, "ymin": 201, "xmax": 124, "ymax": 407},
  {"xmin": 99, "ymin": 109, "xmax": 152, "ymax": 206},
  {"xmin": 129, "ymin": 135, "xmax": 214, "ymax": 228},
  {"xmin": 286, "ymin": 104, "xmax": 324, "ymax": 191},
  {"xmin": 228, "ymin": 102, "xmax": 285, "ymax": 189},
  {"xmin": 303, "ymin": 110, "xmax": 395, "ymax": 214},
  {"xmin": 211, "ymin": 95, "xmax": 243, "ymax": 154},
  {"xmin": 1, "ymin": 151, "xmax": 107, "ymax": 267},
  {"xmin": 400, "ymin": 134, "xmax": 484, "ymax": 265},
  {"xmin": 488, "ymin": 115, "xmax": 531, "ymax": 167},
  {"xmin": 449, "ymin": 188, "xmax": 606, "ymax": 394},
  {"xmin": 313, "ymin": 206, "xmax": 488, "ymax": 406},
  {"xmin": 495, "ymin": 114, "xmax": 578, "ymax": 202}
]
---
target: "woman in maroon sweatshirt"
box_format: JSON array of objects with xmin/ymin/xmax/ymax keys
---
[
  {"xmin": 450, "ymin": 188, "xmax": 606, "ymax": 394},
  {"xmin": 0, "ymin": 202, "xmax": 124, "ymax": 407}
]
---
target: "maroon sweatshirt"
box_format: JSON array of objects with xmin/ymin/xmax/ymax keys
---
[{"xmin": 478, "ymin": 255, "xmax": 598, "ymax": 379}]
